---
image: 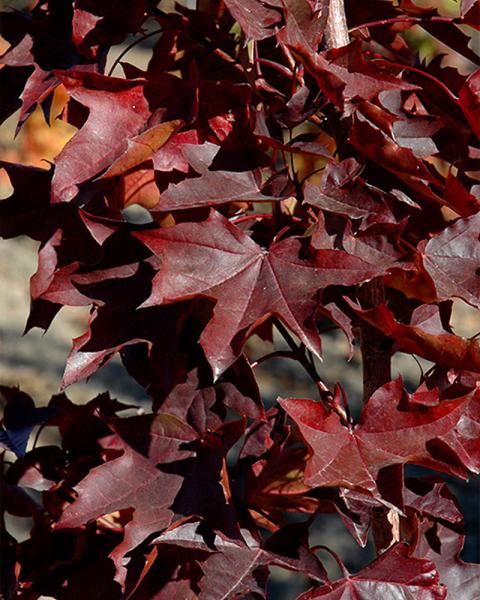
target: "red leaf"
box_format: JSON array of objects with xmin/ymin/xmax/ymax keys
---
[
  {"xmin": 404, "ymin": 478, "xmax": 463, "ymax": 526},
  {"xmin": 155, "ymin": 141, "xmax": 286, "ymax": 211},
  {"xmin": 276, "ymin": 0, "xmax": 328, "ymax": 50},
  {"xmin": 152, "ymin": 129, "xmax": 199, "ymax": 173},
  {"xmin": 56, "ymin": 413, "xmax": 196, "ymax": 528},
  {"xmin": 443, "ymin": 169, "xmax": 479, "ymax": 217},
  {"xmin": 461, "ymin": 0, "xmax": 480, "ymax": 29},
  {"xmin": 0, "ymin": 34, "xmax": 59, "ymax": 130},
  {"xmin": 61, "ymin": 301, "xmax": 181, "ymax": 388},
  {"xmin": 413, "ymin": 523, "xmax": 480, "ymax": 599},
  {"xmin": 280, "ymin": 379, "xmax": 480, "ymax": 495},
  {"xmin": 100, "ymin": 119, "xmax": 182, "ymax": 179},
  {"xmin": 171, "ymin": 419, "xmax": 245, "ymax": 538},
  {"xmin": 52, "ymin": 71, "xmax": 150, "ymax": 202},
  {"xmin": 422, "ymin": 213, "xmax": 480, "ymax": 309},
  {"xmin": 161, "ymin": 361, "xmax": 265, "ymax": 429},
  {"xmin": 113, "ymin": 166, "xmax": 161, "ymax": 209},
  {"xmin": 72, "ymin": 1, "xmax": 147, "ymax": 58},
  {"xmin": 349, "ymin": 106, "xmax": 442, "ymax": 200},
  {"xmin": 289, "ymin": 42, "xmax": 417, "ymax": 111},
  {"xmin": 299, "ymin": 542, "xmax": 445, "ymax": 599},
  {"xmin": 134, "ymin": 210, "xmax": 380, "ymax": 377},
  {"xmin": 153, "ymin": 519, "xmax": 326, "ymax": 600},
  {"xmin": 304, "ymin": 158, "xmax": 397, "ymax": 228},
  {"xmin": 351, "ymin": 302, "xmax": 480, "ymax": 372},
  {"xmin": 223, "ymin": 0, "xmax": 281, "ymax": 41}
]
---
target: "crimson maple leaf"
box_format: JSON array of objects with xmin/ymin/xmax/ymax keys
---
[
  {"xmin": 422, "ymin": 212, "xmax": 480, "ymax": 309},
  {"xmin": 350, "ymin": 302, "xmax": 480, "ymax": 373},
  {"xmin": 223, "ymin": 0, "xmax": 281, "ymax": 41},
  {"xmin": 280, "ymin": 379, "xmax": 480, "ymax": 495},
  {"xmin": 414, "ymin": 523, "xmax": 480, "ymax": 599},
  {"xmin": 155, "ymin": 141, "xmax": 287, "ymax": 211},
  {"xmin": 133, "ymin": 210, "xmax": 380, "ymax": 377},
  {"xmin": 52, "ymin": 71, "xmax": 150, "ymax": 203},
  {"xmin": 299, "ymin": 543, "xmax": 445, "ymax": 599}
]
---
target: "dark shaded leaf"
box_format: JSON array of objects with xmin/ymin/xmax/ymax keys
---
[
  {"xmin": 152, "ymin": 518, "xmax": 326, "ymax": 600},
  {"xmin": 0, "ymin": 387, "xmax": 57, "ymax": 457}
]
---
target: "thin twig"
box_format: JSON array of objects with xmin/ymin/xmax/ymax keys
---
[
  {"xmin": 368, "ymin": 56, "xmax": 459, "ymax": 103},
  {"xmin": 273, "ymin": 318, "xmax": 339, "ymax": 412},
  {"xmin": 255, "ymin": 58, "xmax": 294, "ymax": 79},
  {"xmin": 250, "ymin": 350, "xmax": 298, "ymax": 369},
  {"xmin": 299, "ymin": 166, "xmax": 326, "ymax": 186},
  {"xmin": 32, "ymin": 422, "xmax": 48, "ymax": 449},
  {"xmin": 107, "ymin": 29, "xmax": 165, "ymax": 77},
  {"xmin": 349, "ymin": 15, "xmax": 455, "ymax": 34},
  {"xmin": 231, "ymin": 213, "xmax": 273, "ymax": 225}
]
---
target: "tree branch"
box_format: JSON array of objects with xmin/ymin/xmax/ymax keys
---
[
  {"xmin": 324, "ymin": 0, "xmax": 349, "ymax": 49},
  {"xmin": 323, "ymin": 0, "xmax": 391, "ymax": 404}
]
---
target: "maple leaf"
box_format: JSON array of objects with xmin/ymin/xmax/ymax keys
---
[
  {"xmin": 223, "ymin": 0, "xmax": 281, "ymax": 41},
  {"xmin": 134, "ymin": 210, "xmax": 380, "ymax": 377},
  {"xmin": 349, "ymin": 105, "xmax": 442, "ymax": 201},
  {"xmin": 61, "ymin": 300, "xmax": 184, "ymax": 388},
  {"xmin": 161, "ymin": 360, "xmax": 265, "ymax": 430},
  {"xmin": 276, "ymin": 0, "xmax": 328, "ymax": 50},
  {"xmin": 0, "ymin": 35, "xmax": 60, "ymax": 130},
  {"xmin": 442, "ymin": 169, "xmax": 479, "ymax": 217},
  {"xmin": 2, "ymin": 0, "xmax": 480, "ymax": 595},
  {"xmin": 339, "ymin": 223, "xmax": 403, "ymax": 269},
  {"xmin": 404, "ymin": 477, "xmax": 464, "ymax": 528},
  {"xmin": 413, "ymin": 523, "xmax": 480, "ymax": 599},
  {"xmin": 72, "ymin": 1, "xmax": 147, "ymax": 58},
  {"xmin": 351, "ymin": 302, "xmax": 480, "ymax": 373},
  {"xmin": 111, "ymin": 165, "xmax": 161, "ymax": 209},
  {"xmin": 152, "ymin": 519, "xmax": 326, "ymax": 600},
  {"xmin": 51, "ymin": 71, "xmax": 150, "ymax": 203},
  {"xmin": 171, "ymin": 419, "xmax": 245, "ymax": 539},
  {"xmin": 304, "ymin": 158, "xmax": 396, "ymax": 229},
  {"xmin": 299, "ymin": 542, "xmax": 445, "ymax": 599},
  {"xmin": 56, "ymin": 413, "xmax": 197, "ymax": 529},
  {"xmin": 461, "ymin": 0, "xmax": 480, "ymax": 29},
  {"xmin": 100, "ymin": 119, "xmax": 182, "ymax": 180},
  {"xmin": 289, "ymin": 41, "xmax": 418, "ymax": 111},
  {"xmin": 245, "ymin": 444, "xmax": 318, "ymax": 523},
  {"xmin": 154, "ymin": 141, "xmax": 286, "ymax": 211},
  {"xmin": 422, "ymin": 212, "xmax": 480, "ymax": 309},
  {"xmin": 57, "ymin": 412, "xmax": 198, "ymax": 584},
  {"xmin": 280, "ymin": 379, "xmax": 480, "ymax": 495}
]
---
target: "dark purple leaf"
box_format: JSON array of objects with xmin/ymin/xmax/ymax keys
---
[
  {"xmin": 299, "ymin": 542, "xmax": 445, "ymax": 599},
  {"xmin": 134, "ymin": 210, "xmax": 380, "ymax": 377}
]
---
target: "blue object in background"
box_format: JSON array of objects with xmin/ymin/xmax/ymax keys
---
[{"xmin": 0, "ymin": 387, "xmax": 57, "ymax": 457}]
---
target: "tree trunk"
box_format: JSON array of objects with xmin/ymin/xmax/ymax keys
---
[{"xmin": 323, "ymin": 0, "xmax": 391, "ymax": 403}]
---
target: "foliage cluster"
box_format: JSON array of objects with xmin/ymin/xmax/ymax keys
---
[{"xmin": 1, "ymin": 0, "xmax": 480, "ymax": 598}]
